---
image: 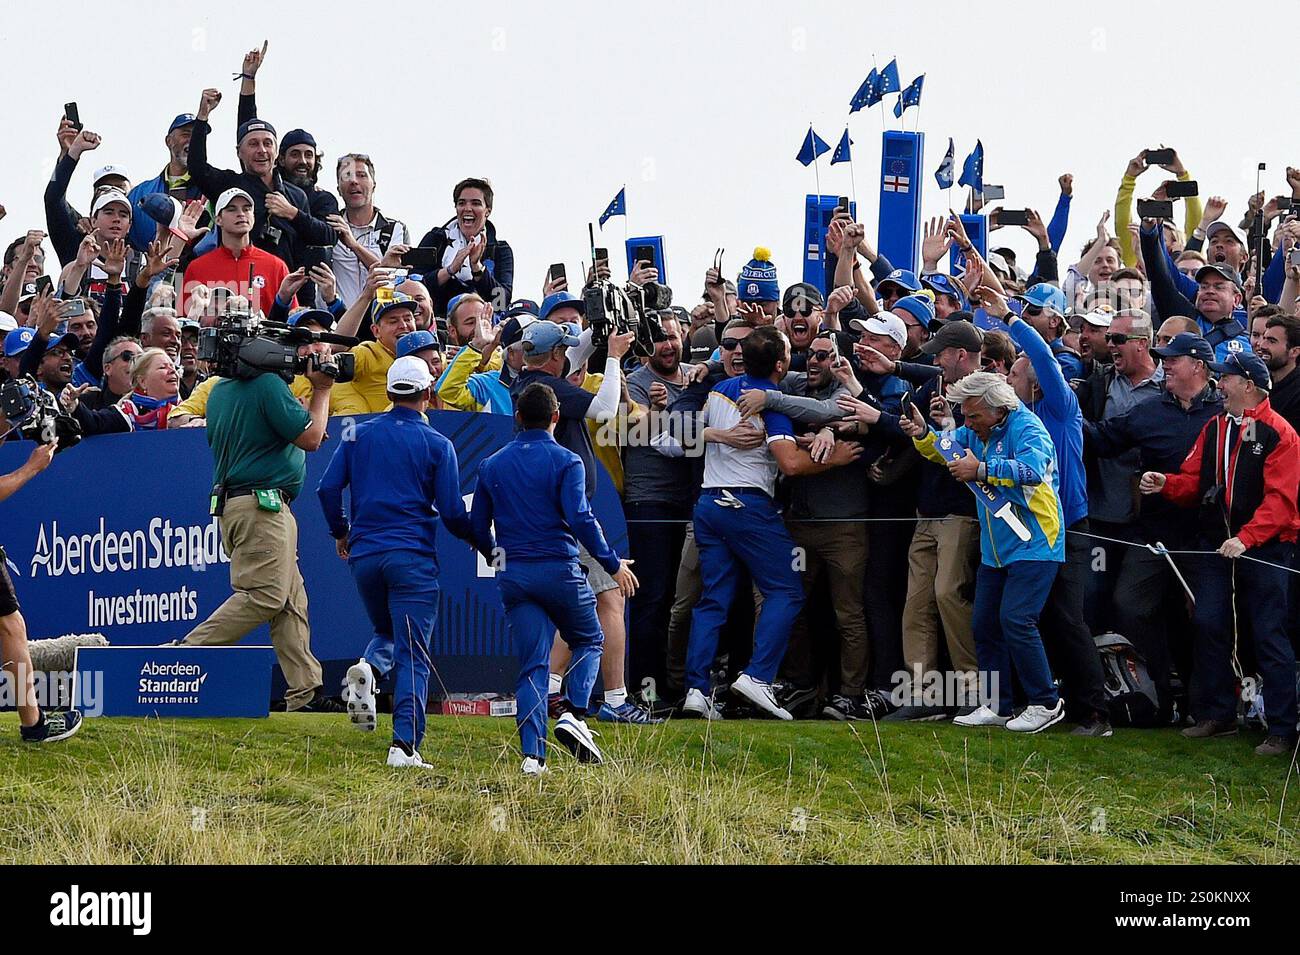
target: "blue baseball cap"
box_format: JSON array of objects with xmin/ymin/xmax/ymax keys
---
[
  {"xmin": 922, "ymin": 273, "xmax": 967, "ymax": 309},
  {"xmin": 876, "ymin": 269, "xmax": 922, "ymax": 294},
  {"xmin": 500, "ymin": 315, "xmax": 537, "ymax": 349},
  {"xmin": 168, "ymin": 113, "xmax": 197, "ymax": 133},
  {"xmin": 521, "ymin": 319, "xmax": 580, "ymax": 356},
  {"xmin": 892, "ymin": 294, "xmax": 936, "ymax": 329},
  {"xmin": 371, "ymin": 295, "xmax": 420, "ymax": 324},
  {"xmin": 1209, "ymin": 349, "xmax": 1271, "ymax": 390},
  {"xmin": 279, "ymin": 129, "xmax": 317, "ymax": 154},
  {"xmin": 4, "ymin": 327, "xmax": 35, "ymax": 357},
  {"xmin": 396, "ymin": 330, "xmax": 442, "ymax": 359},
  {"xmin": 1018, "ymin": 283, "xmax": 1068, "ymax": 315},
  {"xmin": 505, "ymin": 299, "xmax": 541, "ymax": 320},
  {"xmin": 1153, "ymin": 332, "xmax": 1215, "ymax": 362},
  {"xmin": 539, "ymin": 291, "xmax": 586, "ymax": 321},
  {"xmin": 42, "ymin": 331, "xmax": 80, "ymax": 355},
  {"xmin": 288, "ymin": 307, "xmax": 334, "ymax": 330}
]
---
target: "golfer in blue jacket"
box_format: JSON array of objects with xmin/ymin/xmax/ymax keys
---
[
  {"xmin": 471, "ymin": 382, "xmax": 638, "ymax": 776},
  {"xmin": 317, "ymin": 356, "xmax": 478, "ymax": 769}
]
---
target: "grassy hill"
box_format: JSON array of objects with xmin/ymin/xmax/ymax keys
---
[{"xmin": 1, "ymin": 713, "xmax": 1296, "ymax": 864}]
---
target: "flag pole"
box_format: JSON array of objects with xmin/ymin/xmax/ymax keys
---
[
  {"xmin": 811, "ymin": 123, "xmax": 822, "ymax": 199},
  {"xmin": 872, "ymin": 56, "xmax": 885, "ymax": 134}
]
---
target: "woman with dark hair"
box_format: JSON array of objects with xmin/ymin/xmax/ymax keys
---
[{"xmin": 418, "ymin": 177, "xmax": 514, "ymax": 316}]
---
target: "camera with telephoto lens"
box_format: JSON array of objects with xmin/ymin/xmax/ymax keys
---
[
  {"xmin": 0, "ymin": 376, "xmax": 82, "ymax": 452},
  {"xmin": 582, "ymin": 280, "xmax": 669, "ymax": 358},
  {"xmin": 198, "ymin": 308, "xmax": 358, "ymax": 383}
]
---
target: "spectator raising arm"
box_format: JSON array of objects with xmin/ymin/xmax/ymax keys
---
[{"xmin": 1046, "ymin": 174, "xmax": 1072, "ymax": 254}]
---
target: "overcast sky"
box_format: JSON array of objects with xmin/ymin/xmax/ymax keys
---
[{"xmin": 3, "ymin": 0, "xmax": 1297, "ymax": 300}]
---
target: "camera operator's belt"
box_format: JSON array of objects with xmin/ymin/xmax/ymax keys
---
[{"xmin": 223, "ymin": 488, "xmax": 285, "ymax": 501}]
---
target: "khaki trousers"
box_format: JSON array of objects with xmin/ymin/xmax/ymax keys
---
[
  {"xmin": 900, "ymin": 515, "xmax": 980, "ymax": 693},
  {"xmin": 784, "ymin": 519, "xmax": 870, "ymax": 696},
  {"xmin": 184, "ymin": 496, "xmax": 322, "ymax": 710}
]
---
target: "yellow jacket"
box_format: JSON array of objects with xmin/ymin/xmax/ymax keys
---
[
  {"xmin": 581, "ymin": 371, "xmax": 645, "ymax": 496},
  {"xmin": 169, "ymin": 374, "xmax": 353, "ymax": 420},
  {"xmin": 330, "ymin": 341, "xmax": 395, "ymax": 415},
  {"xmin": 437, "ymin": 346, "xmax": 504, "ymax": 412},
  {"xmin": 1114, "ymin": 169, "xmax": 1203, "ymax": 267}
]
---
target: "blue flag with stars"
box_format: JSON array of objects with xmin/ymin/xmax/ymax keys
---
[
  {"xmin": 849, "ymin": 68, "xmax": 881, "ymax": 113},
  {"xmin": 831, "ymin": 129, "xmax": 853, "ymax": 165},
  {"xmin": 879, "ymin": 59, "xmax": 901, "ymax": 95},
  {"xmin": 796, "ymin": 127, "xmax": 832, "ymax": 166},
  {"xmin": 893, "ymin": 74, "xmax": 924, "ymax": 118},
  {"xmin": 935, "ymin": 138, "xmax": 955, "ymax": 189},
  {"xmin": 598, "ymin": 187, "xmax": 625, "ymax": 228},
  {"xmin": 959, "ymin": 141, "xmax": 984, "ymax": 193}
]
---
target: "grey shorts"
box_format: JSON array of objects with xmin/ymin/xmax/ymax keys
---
[{"xmin": 577, "ymin": 543, "xmax": 619, "ymax": 595}]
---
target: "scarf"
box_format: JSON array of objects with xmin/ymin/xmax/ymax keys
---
[{"xmin": 119, "ymin": 391, "xmax": 178, "ymax": 431}]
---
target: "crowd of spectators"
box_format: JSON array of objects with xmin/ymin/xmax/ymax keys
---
[{"xmin": 4, "ymin": 43, "xmax": 1300, "ymax": 752}]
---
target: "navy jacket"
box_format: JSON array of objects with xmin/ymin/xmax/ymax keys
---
[
  {"xmin": 470, "ymin": 429, "xmax": 620, "ymax": 573},
  {"xmin": 1084, "ymin": 383, "xmax": 1223, "ymax": 545},
  {"xmin": 316, "ymin": 406, "xmax": 474, "ymax": 568}
]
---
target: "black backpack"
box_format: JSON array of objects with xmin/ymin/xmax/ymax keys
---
[{"xmin": 1095, "ymin": 632, "xmax": 1161, "ymax": 727}]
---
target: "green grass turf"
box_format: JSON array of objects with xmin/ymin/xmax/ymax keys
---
[{"xmin": 1, "ymin": 713, "xmax": 1296, "ymax": 863}]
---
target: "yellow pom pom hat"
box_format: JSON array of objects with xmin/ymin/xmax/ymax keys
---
[{"xmin": 738, "ymin": 246, "xmax": 780, "ymax": 303}]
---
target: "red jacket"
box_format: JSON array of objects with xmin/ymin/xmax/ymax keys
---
[
  {"xmin": 1161, "ymin": 397, "xmax": 1300, "ymax": 548},
  {"xmin": 181, "ymin": 242, "xmax": 291, "ymax": 319}
]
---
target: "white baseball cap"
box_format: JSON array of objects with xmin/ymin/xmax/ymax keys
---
[
  {"xmin": 386, "ymin": 355, "xmax": 433, "ymax": 395},
  {"xmin": 0, "ymin": 311, "xmax": 17, "ymax": 333},
  {"xmin": 92, "ymin": 164, "xmax": 130, "ymax": 188},
  {"xmin": 850, "ymin": 313, "xmax": 908, "ymax": 350},
  {"xmin": 1081, "ymin": 304, "xmax": 1116, "ymax": 328},
  {"xmin": 215, "ymin": 187, "xmax": 255, "ymax": 214},
  {"xmin": 91, "ymin": 189, "xmax": 132, "ymax": 217}
]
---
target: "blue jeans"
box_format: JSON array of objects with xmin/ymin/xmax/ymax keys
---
[
  {"xmin": 350, "ymin": 551, "xmax": 439, "ymax": 750},
  {"xmin": 971, "ymin": 560, "xmax": 1061, "ymax": 716},
  {"xmin": 1185, "ymin": 540, "xmax": 1297, "ymax": 735},
  {"xmin": 498, "ymin": 559, "xmax": 604, "ymax": 760},
  {"xmin": 686, "ymin": 490, "xmax": 804, "ymax": 692}
]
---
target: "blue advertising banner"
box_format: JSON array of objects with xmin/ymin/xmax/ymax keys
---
[
  {"xmin": 0, "ymin": 411, "xmax": 629, "ymax": 694},
  {"xmin": 74, "ymin": 646, "xmax": 276, "ymax": 717}
]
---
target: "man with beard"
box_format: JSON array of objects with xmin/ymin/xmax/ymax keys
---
[
  {"xmin": 622, "ymin": 310, "xmax": 696, "ymax": 707},
  {"xmin": 1257, "ymin": 314, "xmax": 1300, "ymax": 433},
  {"xmin": 277, "ymin": 130, "xmax": 338, "ymax": 221},
  {"xmin": 1076, "ymin": 304, "xmax": 1114, "ymax": 379},
  {"xmin": 781, "ymin": 283, "xmax": 823, "ymax": 370},
  {"xmin": 329, "ymin": 154, "xmax": 409, "ymax": 308},
  {"xmin": 127, "ymin": 114, "xmax": 206, "ymax": 252}
]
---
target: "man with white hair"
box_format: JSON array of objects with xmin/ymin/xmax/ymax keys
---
[{"xmin": 901, "ymin": 371, "xmax": 1066, "ymax": 733}]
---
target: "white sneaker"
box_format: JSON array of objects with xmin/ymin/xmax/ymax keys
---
[
  {"xmin": 731, "ymin": 672, "xmax": 793, "ymax": 721},
  {"xmin": 1006, "ymin": 699, "xmax": 1065, "ymax": 734},
  {"xmin": 345, "ymin": 659, "xmax": 377, "ymax": 732},
  {"xmin": 386, "ymin": 745, "xmax": 433, "ymax": 769},
  {"xmin": 681, "ymin": 688, "xmax": 723, "ymax": 721},
  {"xmin": 553, "ymin": 711, "xmax": 604, "ymax": 764},
  {"xmin": 952, "ymin": 705, "xmax": 1011, "ymax": 728},
  {"xmin": 521, "ymin": 757, "xmax": 548, "ymax": 777}
]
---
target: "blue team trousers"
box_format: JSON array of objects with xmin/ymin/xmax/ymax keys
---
[
  {"xmin": 498, "ymin": 558, "xmax": 604, "ymax": 760},
  {"xmin": 350, "ymin": 551, "xmax": 439, "ymax": 750},
  {"xmin": 686, "ymin": 489, "xmax": 805, "ymax": 692}
]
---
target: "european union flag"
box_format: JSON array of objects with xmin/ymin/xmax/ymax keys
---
[
  {"xmin": 879, "ymin": 59, "xmax": 901, "ymax": 95},
  {"xmin": 935, "ymin": 138, "xmax": 955, "ymax": 189},
  {"xmin": 796, "ymin": 127, "xmax": 832, "ymax": 167},
  {"xmin": 959, "ymin": 140, "xmax": 984, "ymax": 193},
  {"xmin": 893, "ymin": 74, "xmax": 924, "ymax": 118},
  {"xmin": 849, "ymin": 68, "xmax": 881, "ymax": 113},
  {"xmin": 831, "ymin": 129, "xmax": 853, "ymax": 165},
  {"xmin": 598, "ymin": 187, "xmax": 625, "ymax": 229}
]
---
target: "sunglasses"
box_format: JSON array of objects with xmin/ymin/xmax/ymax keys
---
[
  {"xmin": 808, "ymin": 349, "xmax": 835, "ymax": 362},
  {"xmin": 1022, "ymin": 305, "xmax": 1045, "ymax": 317},
  {"xmin": 720, "ymin": 338, "xmax": 745, "ymax": 350},
  {"xmin": 1105, "ymin": 333, "xmax": 1145, "ymax": 346},
  {"xmin": 110, "ymin": 350, "xmax": 142, "ymax": 364}
]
